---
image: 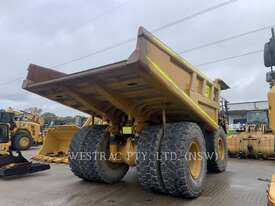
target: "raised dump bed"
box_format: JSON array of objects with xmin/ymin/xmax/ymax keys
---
[{"xmin": 23, "ymin": 27, "xmax": 229, "ymax": 198}]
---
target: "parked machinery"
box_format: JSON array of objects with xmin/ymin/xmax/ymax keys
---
[
  {"xmin": 0, "ymin": 111, "xmax": 50, "ymax": 177},
  {"xmin": 5, "ymin": 108, "xmax": 43, "ymax": 151},
  {"xmin": 22, "ymin": 27, "xmax": 229, "ymax": 198},
  {"xmin": 227, "ymin": 110, "xmax": 274, "ymax": 158},
  {"xmin": 228, "ymin": 28, "xmax": 275, "ymax": 160},
  {"xmin": 264, "ymin": 28, "xmax": 275, "ymax": 206},
  {"xmin": 32, "ymin": 116, "xmax": 94, "ymax": 164}
]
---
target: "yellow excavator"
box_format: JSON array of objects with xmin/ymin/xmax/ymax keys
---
[{"xmin": 0, "ymin": 111, "xmax": 50, "ymax": 176}]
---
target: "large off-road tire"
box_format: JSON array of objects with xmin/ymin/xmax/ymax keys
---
[
  {"xmin": 68, "ymin": 127, "xmax": 90, "ymax": 180},
  {"xmin": 205, "ymin": 128, "xmax": 227, "ymax": 173},
  {"xmin": 136, "ymin": 125, "xmax": 165, "ymax": 193},
  {"xmin": 160, "ymin": 122, "xmax": 207, "ymax": 198},
  {"xmin": 69, "ymin": 125, "xmax": 129, "ymax": 183},
  {"xmin": 12, "ymin": 130, "xmax": 32, "ymax": 151}
]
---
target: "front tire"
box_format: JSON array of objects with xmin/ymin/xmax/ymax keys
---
[
  {"xmin": 12, "ymin": 131, "xmax": 32, "ymax": 151},
  {"xmin": 160, "ymin": 122, "xmax": 207, "ymax": 198},
  {"xmin": 69, "ymin": 125, "xmax": 129, "ymax": 183}
]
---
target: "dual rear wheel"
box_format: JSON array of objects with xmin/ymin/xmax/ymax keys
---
[
  {"xmin": 137, "ymin": 122, "xmax": 207, "ymax": 198},
  {"xmin": 69, "ymin": 122, "xmax": 227, "ymax": 198},
  {"xmin": 69, "ymin": 125, "xmax": 129, "ymax": 183}
]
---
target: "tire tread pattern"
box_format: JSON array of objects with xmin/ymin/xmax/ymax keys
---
[
  {"xmin": 137, "ymin": 125, "xmax": 165, "ymax": 193},
  {"xmin": 160, "ymin": 122, "xmax": 207, "ymax": 198},
  {"xmin": 69, "ymin": 125, "xmax": 128, "ymax": 183},
  {"xmin": 205, "ymin": 128, "xmax": 228, "ymax": 173}
]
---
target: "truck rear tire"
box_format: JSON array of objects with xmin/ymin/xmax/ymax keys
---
[
  {"xmin": 205, "ymin": 128, "xmax": 227, "ymax": 173},
  {"xmin": 12, "ymin": 131, "xmax": 32, "ymax": 151},
  {"xmin": 69, "ymin": 125, "xmax": 129, "ymax": 183},
  {"xmin": 69, "ymin": 127, "xmax": 90, "ymax": 180},
  {"xmin": 137, "ymin": 125, "xmax": 165, "ymax": 193},
  {"xmin": 160, "ymin": 122, "xmax": 207, "ymax": 198}
]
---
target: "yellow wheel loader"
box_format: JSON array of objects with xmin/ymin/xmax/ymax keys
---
[
  {"xmin": 264, "ymin": 28, "xmax": 275, "ymax": 206},
  {"xmin": 228, "ymin": 28, "xmax": 275, "ymax": 160},
  {"xmin": 5, "ymin": 109, "xmax": 44, "ymax": 151},
  {"xmin": 14, "ymin": 111, "xmax": 44, "ymax": 146},
  {"xmin": 22, "ymin": 27, "xmax": 229, "ymax": 198},
  {"xmin": 0, "ymin": 111, "xmax": 50, "ymax": 177}
]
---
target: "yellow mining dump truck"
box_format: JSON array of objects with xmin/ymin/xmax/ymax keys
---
[
  {"xmin": 22, "ymin": 27, "xmax": 229, "ymax": 198},
  {"xmin": 228, "ymin": 28, "xmax": 275, "ymax": 160}
]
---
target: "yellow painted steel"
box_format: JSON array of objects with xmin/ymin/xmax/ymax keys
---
[
  {"xmin": 122, "ymin": 126, "xmax": 132, "ymax": 134},
  {"xmin": 32, "ymin": 116, "xmax": 95, "ymax": 164},
  {"xmin": 32, "ymin": 125, "xmax": 79, "ymax": 164},
  {"xmin": 23, "ymin": 27, "xmax": 225, "ymax": 134},
  {"xmin": 14, "ymin": 121, "xmax": 43, "ymax": 145},
  {"xmin": 228, "ymin": 84, "xmax": 275, "ymax": 159},
  {"xmin": 146, "ymin": 56, "xmax": 219, "ymax": 130},
  {"xmin": 151, "ymin": 36, "xmax": 215, "ymax": 86},
  {"xmin": 0, "ymin": 142, "xmax": 11, "ymax": 155},
  {"xmin": 188, "ymin": 141, "xmax": 202, "ymax": 179},
  {"xmin": 268, "ymin": 175, "xmax": 275, "ymax": 206},
  {"xmin": 6, "ymin": 108, "xmax": 44, "ymax": 145},
  {"xmin": 217, "ymin": 137, "xmax": 225, "ymax": 160},
  {"xmin": 19, "ymin": 136, "xmax": 30, "ymax": 148},
  {"xmin": 227, "ymin": 132, "xmax": 275, "ymax": 158},
  {"xmin": 109, "ymin": 138, "xmax": 137, "ymax": 166},
  {"xmin": 204, "ymin": 85, "xmax": 211, "ymax": 98},
  {"xmin": 268, "ymin": 86, "xmax": 275, "ymax": 132}
]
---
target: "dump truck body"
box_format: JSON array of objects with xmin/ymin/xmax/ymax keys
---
[
  {"xmin": 23, "ymin": 27, "xmax": 228, "ymax": 198},
  {"xmin": 23, "ymin": 28, "xmax": 228, "ymax": 132}
]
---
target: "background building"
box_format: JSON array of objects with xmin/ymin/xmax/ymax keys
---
[{"xmin": 227, "ymin": 101, "xmax": 268, "ymax": 126}]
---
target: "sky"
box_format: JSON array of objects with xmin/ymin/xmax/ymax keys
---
[{"xmin": 0, "ymin": 0, "xmax": 274, "ymax": 116}]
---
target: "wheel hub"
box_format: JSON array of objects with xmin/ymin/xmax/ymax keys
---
[
  {"xmin": 19, "ymin": 137, "xmax": 30, "ymax": 148},
  {"xmin": 188, "ymin": 141, "xmax": 202, "ymax": 179},
  {"xmin": 217, "ymin": 137, "xmax": 225, "ymax": 160}
]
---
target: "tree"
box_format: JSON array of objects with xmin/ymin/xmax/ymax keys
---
[
  {"xmin": 41, "ymin": 112, "xmax": 57, "ymax": 125},
  {"xmin": 55, "ymin": 116, "xmax": 75, "ymax": 125},
  {"xmin": 25, "ymin": 107, "xmax": 43, "ymax": 115}
]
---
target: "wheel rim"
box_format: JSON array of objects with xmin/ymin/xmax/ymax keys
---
[
  {"xmin": 217, "ymin": 137, "xmax": 225, "ymax": 160},
  {"xmin": 19, "ymin": 137, "xmax": 30, "ymax": 148},
  {"xmin": 188, "ymin": 141, "xmax": 202, "ymax": 179}
]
